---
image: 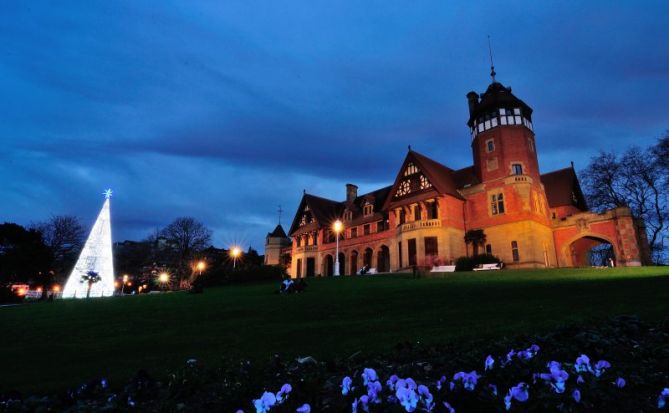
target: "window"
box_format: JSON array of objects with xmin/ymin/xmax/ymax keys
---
[
  {"xmin": 512, "ymin": 163, "xmax": 523, "ymax": 175},
  {"xmin": 491, "ymin": 193, "xmax": 505, "ymax": 215},
  {"xmin": 426, "ymin": 201, "xmax": 438, "ymax": 219},
  {"xmin": 363, "ymin": 224, "xmax": 370, "ymax": 236},
  {"xmin": 363, "ymin": 203, "xmax": 373, "ymax": 216},
  {"xmin": 398, "ymin": 241, "xmax": 403, "ymax": 268},
  {"xmin": 425, "ymin": 237, "xmax": 438, "ymax": 257},
  {"xmin": 350, "ymin": 227, "xmax": 357, "ymax": 238},
  {"xmin": 344, "ymin": 210, "xmax": 353, "ymax": 221},
  {"xmin": 486, "ymin": 139, "xmax": 495, "ymax": 152},
  {"xmin": 419, "ymin": 174, "xmax": 432, "ymax": 190},
  {"xmin": 485, "ymin": 244, "xmax": 492, "ymax": 255},
  {"xmin": 511, "ymin": 241, "xmax": 520, "ymax": 262},
  {"xmin": 404, "ymin": 162, "xmax": 419, "ymax": 176},
  {"xmin": 414, "ymin": 204, "xmax": 421, "ymax": 221},
  {"xmin": 396, "ymin": 179, "xmax": 411, "ymax": 197},
  {"xmin": 399, "ymin": 209, "xmax": 406, "ymax": 225}
]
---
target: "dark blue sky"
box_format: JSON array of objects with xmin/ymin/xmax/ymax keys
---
[{"xmin": 1, "ymin": 1, "xmax": 667, "ymax": 250}]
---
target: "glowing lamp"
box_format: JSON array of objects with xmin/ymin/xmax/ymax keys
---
[
  {"xmin": 159, "ymin": 272, "xmax": 169, "ymax": 283},
  {"xmin": 333, "ymin": 219, "xmax": 343, "ymax": 233},
  {"xmin": 53, "ymin": 285, "xmax": 61, "ymax": 293},
  {"xmin": 197, "ymin": 261, "xmax": 206, "ymax": 271}
]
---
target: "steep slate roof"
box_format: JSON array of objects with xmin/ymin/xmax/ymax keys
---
[
  {"xmin": 468, "ymin": 81, "xmax": 533, "ymax": 127},
  {"xmin": 540, "ymin": 167, "xmax": 588, "ymax": 210},
  {"xmin": 267, "ymin": 224, "xmax": 288, "ymax": 238}
]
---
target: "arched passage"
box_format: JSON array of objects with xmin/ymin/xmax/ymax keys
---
[
  {"xmin": 350, "ymin": 250, "xmax": 359, "ymax": 275},
  {"xmin": 566, "ymin": 235, "xmax": 617, "ymax": 267},
  {"xmin": 323, "ymin": 254, "xmax": 334, "ymax": 276},
  {"xmin": 364, "ymin": 248, "xmax": 373, "ymax": 269},
  {"xmin": 377, "ymin": 245, "xmax": 390, "ymax": 272},
  {"xmin": 338, "ymin": 252, "xmax": 345, "ymax": 275}
]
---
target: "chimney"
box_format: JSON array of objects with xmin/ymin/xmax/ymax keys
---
[
  {"xmin": 466, "ymin": 91, "xmax": 479, "ymax": 117},
  {"xmin": 346, "ymin": 184, "xmax": 358, "ymax": 203}
]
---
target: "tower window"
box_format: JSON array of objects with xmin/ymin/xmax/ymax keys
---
[
  {"xmin": 512, "ymin": 164, "xmax": 523, "ymax": 175},
  {"xmin": 511, "ymin": 241, "xmax": 520, "ymax": 262},
  {"xmin": 486, "ymin": 139, "xmax": 495, "ymax": 152},
  {"xmin": 491, "ymin": 193, "xmax": 505, "ymax": 215}
]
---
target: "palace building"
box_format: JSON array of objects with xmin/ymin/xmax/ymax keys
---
[{"xmin": 268, "ymin": 75, "xmax": 650, "ymax": 277}]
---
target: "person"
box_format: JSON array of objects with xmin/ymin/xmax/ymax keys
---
[
  {"xmin": 280, "ymin": 276, "xmax": 294, "ymax": 293},
  {"xmin": 294, "ymin": 278, "xmax": 308, "ymax": 293}
]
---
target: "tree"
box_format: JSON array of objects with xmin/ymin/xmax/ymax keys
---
[
  {"xmin": 464, "ymin": 229, "xmax": 486, "ymax": 256},
  {"xmin": 0, "ymin": 223, "xmax": 53, "ymax": 284},
  {"xmin": 581, "ymin": 144, "xmax": 667, "ymax": 264},
  {"xmin": 32, "ymin": 215, "xmax": 85, "ymax": 278},
  {"xmin": 159, "ymin": 217, "xmax": 212, "ymax": 286},
  {"xmin": 80, "ymin": 270, "xmax": 101, "ymax": 299}
]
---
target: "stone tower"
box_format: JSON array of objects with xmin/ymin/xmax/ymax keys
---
[{"xmin": 264, "ymin": 224, "xmax": 292, "ymax": 266}]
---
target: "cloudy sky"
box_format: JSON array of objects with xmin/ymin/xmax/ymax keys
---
[{"xmin": 1, "ymin": 1, "xmax": 667, "ymax": 250}]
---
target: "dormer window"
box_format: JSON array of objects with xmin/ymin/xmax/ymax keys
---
[
  {"xmin": 344, "ymin": 210, "xmax": 353, "ymax": 221},
  {"xmin": 363, "ymin": 203, "xmax": 373, "ymax": 216}
]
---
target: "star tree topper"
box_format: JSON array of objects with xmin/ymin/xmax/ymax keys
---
[{"xmin": 103, "ymin": 188, "xmax": 113, "ymax": 199}]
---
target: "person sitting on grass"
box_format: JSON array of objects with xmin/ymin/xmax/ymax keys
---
[
  {"xmin": 294, "ymin": 278, "xmax": 307, "ymax": 293},
  {"xmin": 280, "ymin": 276, "xmax": 294, "ymax": 294}
]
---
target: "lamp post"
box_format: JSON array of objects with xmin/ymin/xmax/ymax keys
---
[
  {"xmin": 333, "ymin": 219, "xmax": 343, "ymax": 276},
  {"xmin": 230, "ymin": 247, "xmax": 241, "ymax": 269},
  {"xmin": 159, "ymin": 272, "xmax": 169, "ymax": 292},
  {"xmin": 122, "ymin": 274, "xmax": 129, "ymax": 295},
  {"xmin": 196, "ymin": 261, "xmax": 206, "ymax": 277}
]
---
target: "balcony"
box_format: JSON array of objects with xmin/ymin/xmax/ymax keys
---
[
  {"xmin": 397, "ymin": 218, "xmax": 441, "ymax": 234},
  {"xmin": 295, "ymin": 245, "xmax": 318, "ymax": 254}
]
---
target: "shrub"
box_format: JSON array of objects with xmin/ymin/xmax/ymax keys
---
[{"xmin": 455, "ymin": 254, "xmax": 501, "ymax": 271}]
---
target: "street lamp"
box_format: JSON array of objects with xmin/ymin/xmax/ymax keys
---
[
  {"xmin": 196, "ymin": 261, "xmax": 206, "ymax": 276},
  {"xmin": 333, "ymin": 219, "xmax": 343, "ymax": 276},
  {"xmin": 159, "ymin": 272, "xmax": 169, "ymax": 292},
  {"xmin": 230, "ymin": 247, "xmax": 241, "ymax": 269},
  {"xmin": 122, "ymin": 274, "xmax": 129, "ymax": 295}
]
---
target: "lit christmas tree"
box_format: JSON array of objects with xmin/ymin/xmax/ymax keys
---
[{"xmin": 62, "ymin": 189, "xmax": 115, "ymax": 298}]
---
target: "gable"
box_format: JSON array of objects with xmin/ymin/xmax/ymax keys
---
[{"xmin": 393, "ymin": 162, "xmax": 435, "ymax": 199}]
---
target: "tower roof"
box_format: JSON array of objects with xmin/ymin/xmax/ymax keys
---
[
  {"xmin": 268, "ymin": 224, "xmax": 288, "ymax": 238},
  {"xmin": 467, "ymin": 81, "xmax": 533, "ymax": 127}
]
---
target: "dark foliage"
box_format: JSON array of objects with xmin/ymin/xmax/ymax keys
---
[
  {"xmin": 0, "ymin": 223, "xmax": 53, "ymax": 284},
  {"xmin": 1, "ymin": 316, "xmax": 667, "ymax": 412},
  {"xmin": 455, "ymin": 254, "xmax": 501, "ymax": 271}
]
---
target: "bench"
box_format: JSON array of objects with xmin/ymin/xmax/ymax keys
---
[
  {"xmin": 431, "ymin": 265, "xmax": 456, "ymax": 273},
  {"xmin": 473, "ymin": 263, "xmax": 503, "ymax": 271},
  {"xmin": 357, "ymin": 267, "xmax": 377, "ymax": 275}
]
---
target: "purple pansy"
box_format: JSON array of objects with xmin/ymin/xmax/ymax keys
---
[
  {"xmin": 504, "ymin": 382, "xmax": 529, "ymax": 411},
  {"xmin": 418, "ymin": 384, "xmax": 434, "ymax": 411},
  {"xmin": 367, "ymin": 380, "xmax": 382, "ymax": 403},
  {"xmin": 342, "ymin": 376, "xmax": 354, "ymax": 396},
  {"xmin": 386, "ymin": 375, "xmax": 399, "ymax": 391},
  {"xmin": 615, "ymin": 377, "xmax": 626, "ymax": 388},
  {"xmin": 435, "ymin": 376, "xmax": 447, "ymax": 391},
  {"xmin": 489, "ymin": 383, "xmax": 498, "ymax": 396},
  {"xmin": 485, "ymin": 355, "xmax": 495, "ymax": 371},
  {"xmin": 253, "ymin": 392, "xmax": 277, "ymax": 413},
  {"xmin": 395, "ymin": 378, "xmax": 419, "ymax": 412},
  {"xmin": 593, "ymin": 360, "xmax": 611, "ymax": 377},
  {"xmin": 658, "ymin": 388, "xmax": 669, "ymax": 409},
  {"xmin": 453, "ymin": 371, "xmax": 479, "ymax": 391},
  {"xmin": 575, "ymin": 354, "xmax": 591, "ymax": 373},
  {"xmin": 572, "ymin": 389, "xmax": 581, "ymax": 403},
  {"xmin": 443, "ymin": 401, "xmax": 455, "ymax": 413},
  {"xmin": 296, "ymin": 404, "xmax": 310, "ymax": 413},
  {"xmin": 538, "ymin": 361, "xmax": 569, "ymax": 394},
  {"xmin": 276, "ymin": 384, "xmax": 292, "ymax": 403},
  {"xmin": 362, "ymin": 368, "xmax": 378, "ymax": 385}
]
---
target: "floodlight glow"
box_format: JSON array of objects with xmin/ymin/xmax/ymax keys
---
[
  {"xmin": 196, "ymin": 261, "xmax": 206, "ymax": 271},
  {"xmin": 62, "ymin": 192, "xmax": 115, "ymax": 298},
  {"xmin": 230, "ymin": 247, "xmax": 241, "ymax": 258}
]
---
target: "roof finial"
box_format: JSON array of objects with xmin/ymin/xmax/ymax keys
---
[
  {"xmin": 487, "ymin": 35, "xmax": 496, "ymax": 83},
  {"xmin": 408, "ymin": 144, "xmax": 412, "ymax": 152},
  {"xmin": 277, "ymin": 204, "xmax": 283, "ymax": 225}
]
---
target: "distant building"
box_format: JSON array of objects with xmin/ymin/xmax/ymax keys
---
[
  {"xmin": 264, "ymin": 224, "xmax": 292, "ymax": 266},
  {"xmin": 279, "ymin": 75, "xmax": 650, "ymax": 277}
]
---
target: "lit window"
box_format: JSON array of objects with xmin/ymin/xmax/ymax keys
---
[
  {"xmin": 491, "ymin": 193, "xmax": 505, "ymax": 215},
  {"xmin": 514, "ymin": 108, "xmax": 521, "ymax": 115},
  {"xmin": 511, "ymin": 241, "xmax": 520, "ymax": 262},
  {"xmin": 396, "ymin": 180, "xmax": 411, "ymax": 197},
  {"xmin": 419, "ymin": 175, "xmax": 432, "ymax": 190},
  {"xmin": 512, "ymin": 164, "xmax": 523, "ymax": 175},
  {"xmin": 486, "ymin": 139, "xmax": 495, "ymax": 152},
  {"xmin": 404, "ymin": 163, "xmax": 419, "ymax": 176}
]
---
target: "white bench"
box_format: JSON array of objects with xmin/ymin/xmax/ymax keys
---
[
  {"xmin": 357, "ymin": 267, "xmax": 377, "ymax": 275},
  {"xmin": 473, "ymin": 263, "xmax": 503, "ymax": 271},
  {"xmin": 431, "ymin": 265, "xmax": 456, "ymax": 273}
]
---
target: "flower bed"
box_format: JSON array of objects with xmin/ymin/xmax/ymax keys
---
[{"xmin": 1, "ymin": 316, "xmax": 668, "ymax": 412}]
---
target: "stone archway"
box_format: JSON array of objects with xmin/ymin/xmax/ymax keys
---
[
  {"xmin": 350, "ymin": 250, "xmax": 359, "ymax": 275},
  {"xmin": 338, "ymin": 252, "xmax": 345, "ymax": 276},
  {"xmin": 561, "ymin": 233, "xmax": 618, "ymax": 267},
  {"xmin": 363, "ymin": 248, "xmax": 373, "ymax": 268},
  {"xmin": 377, "ymin": 245, "xmax": 390, "ymax": 272},
  {"xmin": 323, "ymin": 254, "xmax": 334, "ymax": 276}
]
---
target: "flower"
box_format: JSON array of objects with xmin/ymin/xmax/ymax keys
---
[
  {"xmin": 443, "ymin": 401, "xmax": 455, "ymax": 413},
  {"xmin": 253, "ymin": 392, "xmax": 276, "ymax": 413},
  {"xmin": 395, "ymin": 378, "xmax": 419, "ymax": 412},
  {"xmin": 435, "ymin": 376, "xmax": 447, "ymax": 391},
  {"xmin": 572, "ymin": 389, "xmax": 581, "ymax": 403},
  {"xmin": 576, "ymin": 375, "xmax": 585, "ymax": 384},
  {"xmin": 506, "ymin": 349, "xmax": 516, "ymax": 363},
  {"xmin": 538, "ymin": 361, "xmax": 569, "ymax": 394},
  {"xmin": 504, "ymin": 382, "xmax": 529, "ymax": 411},
  {"xmin": 485, "ymin": 355, "xmax": 495, "ymax": 371},
  {"xmin": 658, "ymin": 388, "xmax": 669, "ymax": 409},
  {"xmin": 418, "ymin": 385, "xmax": 434, "ymax": 411},
  {"xmin": 342, "ymin": 376, "xmax": 354, "ymax": 396},
  {"xmin": 296, "ymin": 404, "xmax": 310, "ymax": 413},
  {"xmin": 358, "ymin": 395, "xmax": 370, "ymax": 412},
  {"xmin": 386, "ymin": 375, "xmax": 399, "ymax": 391},
  {"xmin": 362, "ymin": 368, "xmax": 378, "ymax": 385},
  {"xmin": 276, "ymin": 384, "xmax": 292, "ymax": 403},
  {"xmin": 593, "ymin": 360, "xmax": 611, "ymax": 377},
  {"xmin": 575, "ymin": 354, "xmax": 591, "ymax": 373},
  {"xmin": 367, "ymin": 380, "xmax": 382, "ymax": 403},
  {"xmin": 615, "ymin": 377, "xmax": 626, "ymax": 388},
  {"xmin": 488, "ymin": 383, "xmax": 498, "ymax": 396},
  {"xmin": 453, "ymin": 371, "xmax": 479, "ymax": 391}
]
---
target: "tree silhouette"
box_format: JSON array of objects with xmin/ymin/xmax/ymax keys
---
[
  {"xmin": 464, "ymin": 229, "xmax": 486, "ymax": 256},
  {"xmin": 80, "ymin": 270, "xmax": 102, "ymax": 299}
]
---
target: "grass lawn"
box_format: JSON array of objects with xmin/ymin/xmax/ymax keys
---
[{"xmin": 2, "ymin": 267, "xmax": 669, "ymax": 394}]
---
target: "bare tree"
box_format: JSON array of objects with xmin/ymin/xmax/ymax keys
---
[
  {"xmin": 581, "ymin": 145, "xmax": 667, "ymax": 263},
  {"xmin": 32, "ymin": 215, "xmax": 85, "ymax": 281},
  {"xmin": 159, "ymin": 217, "xmax": 212, "ymax": 286}
]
